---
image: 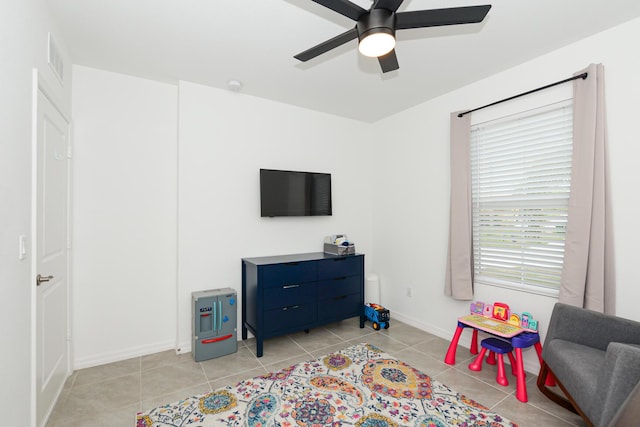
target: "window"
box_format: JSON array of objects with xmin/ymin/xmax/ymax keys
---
[{"xmin": 470, "ymin": 100, "xmax": 573, "ymax": 291}]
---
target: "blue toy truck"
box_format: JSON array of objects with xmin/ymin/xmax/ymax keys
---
[{"xmin": 364, "ymin": 303, "xmax": 390, "ymax": 330}]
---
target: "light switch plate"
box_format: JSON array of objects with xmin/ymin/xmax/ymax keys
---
[{"xmin": 19, "ymin": 235, "xmax": 27, "ymax": 260}]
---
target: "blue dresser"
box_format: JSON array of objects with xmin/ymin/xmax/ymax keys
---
[{"xmin": 241, "ymin": 252, "xmax": 365, "ymax": 357}]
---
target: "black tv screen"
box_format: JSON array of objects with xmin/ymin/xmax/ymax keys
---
[{"xmin": 260, "ymin": 169, "xmax": 332, "ymax": 217}]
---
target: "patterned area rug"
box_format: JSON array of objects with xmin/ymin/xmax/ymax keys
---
[{"xmin": 136, "ymin": 343, "xmax": 517, "ymax": 426}]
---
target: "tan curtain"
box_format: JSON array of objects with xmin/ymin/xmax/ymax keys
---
[
  {"xmin": 444, "ymin": 111, "xmax": 474, "ymax": 300},
  {"xmin": 559, "ymin": 63, "xmax": 616, "ymax": 314}
]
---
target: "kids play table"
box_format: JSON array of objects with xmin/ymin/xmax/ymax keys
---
[{"xmin": 444, "ymin": 314, "xmax": 553, "ymax": 402}]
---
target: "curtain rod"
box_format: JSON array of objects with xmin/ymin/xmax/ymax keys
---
[{"xmin": 457, "ymin": 72, "xmax": 588, "ymax": 118}]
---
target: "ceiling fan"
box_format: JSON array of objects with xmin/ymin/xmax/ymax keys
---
[{"xmin": 294, "ymin": 0, "xmax": 491, "ymax": 73}]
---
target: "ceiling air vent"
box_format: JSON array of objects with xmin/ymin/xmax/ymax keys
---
[{"xmin": 48, "ymin": 32, "xmax": 64, "ymax": 85}]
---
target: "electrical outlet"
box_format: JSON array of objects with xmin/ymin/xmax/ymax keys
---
[{"xmin": 406, "ymin": 287, "xmax": 412, "ymax": 297}]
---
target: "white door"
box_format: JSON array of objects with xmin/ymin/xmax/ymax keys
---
[{"xmin": 34, "ymin": 88, "xmax": 70, "ymax": 427}]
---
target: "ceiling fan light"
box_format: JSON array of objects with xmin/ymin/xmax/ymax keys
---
[{"xmin": 358, "ymin": 30, "xmax": 396, "ymax": 58}]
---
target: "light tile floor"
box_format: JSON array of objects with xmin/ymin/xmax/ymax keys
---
[{"xmin": 47, "ymin": 318, "xmax": 586, "ymax": 427}]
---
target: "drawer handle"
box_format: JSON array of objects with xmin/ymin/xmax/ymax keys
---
[
  {"xmin": 285, "ymin": 262, "xmax": 300, "ymax": 266},
  {"xmin": 332, "ymin": 258, "xmax": 346, "ymax": 262},
  {"xmin": 282, "ymin": 305, "xmax": 300, "ymax": 311},
  {"xmin": 333, "ymin": 276, "xmax": 347, "ymax": 281},
  {"xmin": 283, "ymin": 284, "xmax": 300, "ymax": 289},
  {"xmin": 333, "ymin": 295, "xmax": 348, "ymax": 301}
]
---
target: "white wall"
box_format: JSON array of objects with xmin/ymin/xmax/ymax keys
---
[
  {"xmin": 71, "ymin": 66, "xmax": 178, "ymax": 367},
  {"xmin": 70, "ymin": 73, "xmax": 374, "ymax": 364},
  {"xmin": 176, "ymin": 81, "xmax": 374, "ymax": 350},
  {"xmin": 0, "ymin": 1, "xmax": 71, "ymax": 424},
  {"xmin": 372, "ymin": 17, "xmax": 640, "ymax": 371},
  {"xmin": 67, "ymin": 13, "xmax": 640, "ymax": 377}
]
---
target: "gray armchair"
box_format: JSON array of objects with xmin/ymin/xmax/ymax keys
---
[{"xmin": 537, "ymin": 303, "xmax": 640, "ymax": 427}]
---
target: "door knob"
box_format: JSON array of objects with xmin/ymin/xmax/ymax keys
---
[{"xmin": 36, "ymin": 274, "xmax": 54, "ymax": 286}]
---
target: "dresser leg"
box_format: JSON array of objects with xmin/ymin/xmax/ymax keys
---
[{"xmin": 256, "ymin": 338, "xmax": 263, "ymax": 358}]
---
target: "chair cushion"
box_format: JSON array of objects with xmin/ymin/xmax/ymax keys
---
[
  {"xmin": 545, "ymin": 338, "xmax": 605, "ymax": 416},
  {"xmin": 481, "ymin": 338, "xmax": 512, "ymax": 354}
]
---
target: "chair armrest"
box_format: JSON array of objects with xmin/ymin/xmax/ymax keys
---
[
  {"xmin": 543, "ymin": 303, "xmax": 640, "ymax": 351},
  {"xmin": 591, "ymin": 343, "xmax": 640, "ymax": 427}
]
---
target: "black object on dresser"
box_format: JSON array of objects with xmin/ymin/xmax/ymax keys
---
[{"xmin": 241, "ymin": 252, "xmax": 365, "ymax": 357}]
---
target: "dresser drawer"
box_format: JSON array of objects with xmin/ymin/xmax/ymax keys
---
[
  {"xmin": 317, "ymin": 275, "xmax": 361, "ymax": 299},
  {"xmin": 261, "ymin": 261, "xmax": 316, "ymax": 288},
  {"xmin": 264, "ymin": 303, "xmax": 316, "ymax": 333},
  {"xmin": 317, "ymin": 293, "xmax": 361, "ymax": 321},
  {"xmin": 316, "ymin": 256, "xmax": 362, "ymax": 280},
  {"xmin": 264, "ymin": 282, "xmax": 316, "ymax": 310},
  {"xmin": 243, "ymin": 252, "xmax": 365, "ymax": 358}
]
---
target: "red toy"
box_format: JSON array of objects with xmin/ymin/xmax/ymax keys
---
[{"xmin": 492, "ymin": 302, "xmax": 510, "ymax": 321}]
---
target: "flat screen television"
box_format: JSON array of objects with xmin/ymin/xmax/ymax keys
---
[{"xmin": 260, "ymin": 168, "xmax": 332, "ymax": 217}]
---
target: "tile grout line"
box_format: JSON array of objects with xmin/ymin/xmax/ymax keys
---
[
  {"xmin": 292, "ymin": 329, "xmax": 349, "ymax": 357},
  {"xmin": 286, "ymin": 334, "xmax": 314, "ymax": 358},
  {"xmin": 525, "ymin": 399, "xmax": 583, "ymax": 426},
  {"xmin": 198, "ymin": 359, "xmax": 209, "ymax": 384},
  {"xmin": 490, "ymin": 393, "xmax": 512, "ymax": 410},
  {"xmin": 452, "ymin": 364, "xmax": 519, "ymax": 395},
  {"xmin": 324, "ymin": 327, "xmax": 346, "ymax": 341},
  {"xmin": 399, "ymin": 341, "xmax": 457, "ymax": 366},
  {"xmin": 491, "ymin": 391, "xmax": 579, "ymax": 427}
]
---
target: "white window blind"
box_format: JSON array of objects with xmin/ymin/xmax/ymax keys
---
[{"xmin": 470, "ymin": 100, "xmax": 573, "ymax": 290}]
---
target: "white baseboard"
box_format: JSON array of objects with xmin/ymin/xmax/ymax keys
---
[
  {"xmin": 391, "ymin": 311, "xmax": 464, "ymax": 342},
  {"xmin": 73, "ymin": 339, "xmax": 177, "ymax": 370},
  {"xmin": 176, "ymin": 340, "xmax": 191, "ymax": 355}
]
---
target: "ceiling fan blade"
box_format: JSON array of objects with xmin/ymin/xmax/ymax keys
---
[
  {"xmin": 294, "ymin": 27, "xmax": 359, "ymax": 62},
  {"xmin": 378, "ymin": 49, "xmax": 399, "ymax": 73},
  {"xmin": 311, "ymin": 0, "xmax": 367, "ymax": 21},
  {"xmin": 372, "ymin": 0, "xmax": 405, "ymax": 13},
  {"xmin": 396, "ymin": 5, "xmax": 491, "ymax": 30}
]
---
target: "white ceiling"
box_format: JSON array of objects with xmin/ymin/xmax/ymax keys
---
[{"xmin": 48, "ymin": 0, "xmax": 640, "ymax": 122}]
